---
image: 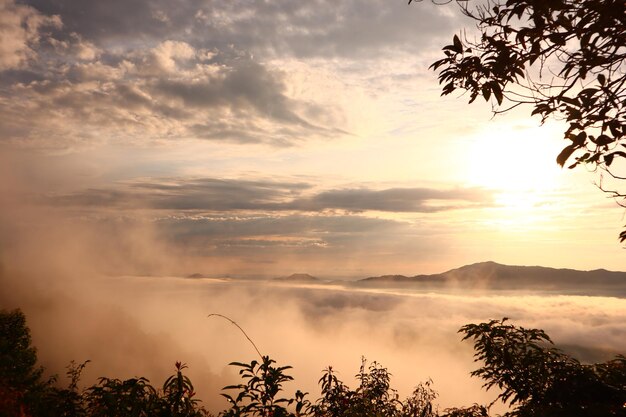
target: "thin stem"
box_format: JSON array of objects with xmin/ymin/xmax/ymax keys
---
[{"xmin": 208, "ymin": 313, "xmax": 264, "ymax": 359}]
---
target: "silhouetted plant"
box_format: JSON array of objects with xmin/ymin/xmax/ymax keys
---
[
  {"xmin": 0, "ymin": 308, "xmax": 50, "ymax": 417},
  {"xmin": 83, "ymin": 362, "xmax": 211, "ymax": 417},
  {"xmin": 220, "ymin": 356, "xmax": 306, "ymax": 417},
  {"xmin": 414, "ymin": 0, "xmax": 626, "ymax": 238},
  {"xmin": 402, "ymin": 380, "xmax": 438, "ymax": 417},
  {"xmin": 86, "ymin": 376, "xmax": 158, "ymax": 417},
  {"xmin": 161, "ymin": 362, "xmax": 209, "ymax": 417},
  {"xmin": 460, "ymin": 318, "xmax": 626, "ymax": 416},
  {"xmin": 440, "ymin": 404, "xmax": 488, "ymax": 417},
  {"xmin": 46, "ymin": 360, "xmax": 90, "ymax": 417},
  {"xmin": 311, "ymin": 359, "xmax": 438, "ymax": 417},
  {"xmin": 2, "ymin": 309, "xmax": 625, "ymax": 417}
]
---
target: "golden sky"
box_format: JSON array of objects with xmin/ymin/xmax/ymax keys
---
[{"xmin": 2, "ymin": 0, "xmax": 626, "ymax": 277}]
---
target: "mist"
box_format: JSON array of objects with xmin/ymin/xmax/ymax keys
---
[{"xmin": 1, "ymin": 149, "xmax": 625, "ymax": 414}]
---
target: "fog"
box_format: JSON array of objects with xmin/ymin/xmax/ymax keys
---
[
  {"xmin": 3, "ymin": 259, "xmax": 625, "ymax": 413},
  {"xmin": 1, "ymin": 150, "xmax": 625, "ymax": 414}
]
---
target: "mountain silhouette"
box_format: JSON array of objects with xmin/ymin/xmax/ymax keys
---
[
  {"xmin": 274, "ymin": 273, "xmax": 320, "ymax": 282},
  {"xmin": 360, "ymin": 261, "xmax": 626, "ymax": 292}
]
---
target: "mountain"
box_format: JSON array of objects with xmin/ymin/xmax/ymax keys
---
[
  {"xmin": 361, "ymin": 273, "xmax": 445, "ymax": 284},
  {"xmin": 187, "ymin": 273, "xmax": 208, "ymax": 279},
  {"xmin": 360, "ymin": 261, "xmax": 626, "ymax": 292},
  {"xmin": 274, "ymin": 273, "xmax": 320, "ymax": 282}
]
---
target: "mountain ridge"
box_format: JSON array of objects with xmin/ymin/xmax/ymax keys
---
[
  {"xmin": 359, "ymin": 261, "xmax": 626, "ymax": 290},
  {"xmin": 273, "ymin": 273, "xmax": 320, "ymax": 282}
]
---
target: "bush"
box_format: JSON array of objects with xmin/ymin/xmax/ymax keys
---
[{"xmin": 1, "ymin": 309, "xmax": 624, "ymax": 417}]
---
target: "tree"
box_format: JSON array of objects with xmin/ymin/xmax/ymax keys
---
[
  {"xmin": 0, "ymin": 309, "xmax": 47, "ymax": 416},
  {"xmin": 0, "ymin": 310, "xmax": 43, "ymax": 391},
  {"xmin": 459, "ymin": 318, "xmax": 626, "ymax": 416},
  {"xmin": 413, "ymin": 0, "xmax": 626, "ymax": 238},
  {"xmin": 3, "ymin": 309, "xmax": 625, "ymax": 416}
]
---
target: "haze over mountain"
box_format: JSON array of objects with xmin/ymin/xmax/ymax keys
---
[
  {"xmin": 273, "ymin": 273, "xmax": 320, "ymax": 282},
  {"xmin": 360, "ymin": 261, "xmax": 626, "ymax": 294}
]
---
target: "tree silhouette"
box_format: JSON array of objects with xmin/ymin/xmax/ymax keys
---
[
  {"xmin": 2, "ymin": 309, "xmax": 625, "ymax": 416},
  {"xmin": 0, "ymin": 309, "xmax": 47, "ymax": 416},
  {"xmin": 414, "ymin": 0, "xmax": 626, "ymax": 238},
  {"xmin": 459, "ymin": 318, "xmax": 626, "ymax": 416}
]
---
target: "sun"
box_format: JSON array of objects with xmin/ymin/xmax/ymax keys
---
[{"xmin": 463, "ymin": 124, "xmax": 566, "ymax": 207}]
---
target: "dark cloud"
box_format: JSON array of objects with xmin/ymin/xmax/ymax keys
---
[
  {"xmin": 0, "ymin": 0, "xmax": 465, "ymax": 149},
  {"xmin": 0, "ymin": 51, "xmax": 336, "ymax": 147},
  {"xmin": 22, "ymin": 0, "xmax": 460, "ymax": 58},
  {"xmin": 157, "ymin": 213, "xmax": 404, "ymax": 240},
  {"xmin": 50, "ymin": 177, "xmax": 492, "ymax": 213},
  {"xmin": 1, "ymin": 0, "xmax": 352, "ymax": 148},
  {"xmin": 42, "ymin": 177, "xmax": 489, "ymax": 264},
  {"xmin": 292, "ymin": 187, "xmax": 491, "ymax": 212},
  {"xmin": 150, "ymin": 60, "xmax": 315, "ymax": 127}
]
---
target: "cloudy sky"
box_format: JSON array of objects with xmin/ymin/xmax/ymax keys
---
[{"xmin": 2, "ymin": 0, "xmax": 626, "ymax": 278}]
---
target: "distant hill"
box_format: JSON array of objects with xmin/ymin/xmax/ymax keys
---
[
  {"xmin": 360, "ymin": 261, "xmax": 626, "ymax": 292},
  {"xmin": 274, "ymin": 273, "xmax": 320, "ymax": 282},
  {"xmin": 187, "ymin": 273, "xmax": 207, "ymax": 279},
  {"xmin": 362, "ymin": 274, "xmax": 445, "ymax": 284}
]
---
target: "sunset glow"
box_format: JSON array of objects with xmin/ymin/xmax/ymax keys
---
[{"xmin": 1, "ymin": 1, "xmax": 625, "ymax": 414}]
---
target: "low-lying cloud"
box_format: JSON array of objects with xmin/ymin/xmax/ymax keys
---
[
  {"xmin": 35, "ymin": 176, "xmax": 494, "ymax": 274},
  {"xmin": 50, "ymin": 177, "xmax": 492, "ymax": 213},
  {"xmin": 1, "ymin": 153, "xmax": 624, "ymax": 414}
]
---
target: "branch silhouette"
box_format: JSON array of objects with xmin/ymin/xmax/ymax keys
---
[{"xmin": 207, "ymin": 313, "xmax": 263, "ymax": 359}]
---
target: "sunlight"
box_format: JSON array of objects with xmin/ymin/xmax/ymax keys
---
[{"xmin": 464, "ymin": 123, "xmax": 565, "ymax": 207}]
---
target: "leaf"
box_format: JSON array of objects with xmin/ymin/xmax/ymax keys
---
[
  {"xmin": 609, "ymin": 122, "xmax": 621, "ymax": 137},
  {"xmin": 453, "ymin": 34, "xmax": 463, "ymax": 53},
  {"xmin": 572, "ymin": 131, "xmax": 587, "ymax": 146},
  {"xmin": 580, "ymin": 88, "xmax": 598, "ymax": 96},
  {"xmin": 223, "ymin": 385, "xmax": 244, "ymax": 390},
  {"xmin": 229, "ymin": 361, "xmax": 250, "ymax": 368},
  {"xmin": 482, "ymin": 85, "xmax": 492, "ymax": 101},
  {"xmin": 556, "ymin": 144, "xmax": 577, "ymax": 166},
  {"xmin": 560, "ymin": 96, "xmax": 579, "ymax": 106},
  {"xmin": 593, "ymin": 134, "xmax": 613, "ymax": 146},
  {"xmin": 491, "ymin": 82, "xmax": 504, "ymax": 105},
  {"xmin": 597, "ymin": 73, "xmax": 606, "ymax": 86}
]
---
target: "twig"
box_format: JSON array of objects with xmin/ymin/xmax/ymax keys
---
[{"xmin": 208, "ymin": 313, "xmax": 263, "ymax": 359}]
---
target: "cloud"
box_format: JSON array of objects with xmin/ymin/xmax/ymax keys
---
[
  {"xmin": 0, "ymin": 0, "xmax": 61, "ymax": 70},
  {"xmin": 0, "ymin": 2, "xmax": 348, "ymax": 149},
  {"xmin": 0, "ymin": 0, "xmax": 466, "ymax": 149},
  {"xmin": 1, "ymin": 150, "xmax": 623, "ymax": 413},
  {"xmin": 0, "ymin": 49, "xmax": 337, "ymax": 148},
  {"xmin": 37, "ymin": 177, "xmax": 492, "ymax": 274},
  {"xmin": 150, "ymin": 60, "xmax": 317, "ymax": 128},
  {"xmin": 5, "ymin": 266, "xmax": 624, "ymax": 412},
  {"xmin": 291, "ymin": 187, "xmax": 491, "ymax": 212},
  {"xmin": 49, "ymin": 177, "xmax": 492, "ymax": 213},
  {"xmin": 22, "ymin": 0, "xmax": 460, "ymax": 58}
]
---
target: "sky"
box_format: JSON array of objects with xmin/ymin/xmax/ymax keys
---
[
  {"xmin": 2, "ymin": 0, "xmax": 626, "ymax": 278},
  {"xmin": 2, "ymin": 1, "xmax": 626, "ymax": 411}
]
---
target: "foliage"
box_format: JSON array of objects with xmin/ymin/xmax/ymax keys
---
[
  {"xmin": 220, "ymin": 356, "xmax": 307, "ymax": 417},
  {"xmin": 160, "ymin": 361, "xmax": 208, "ymax": 417},
  {"xmin": 310, "ymin": 359, "xmax": 438, "ymax": 417},
  {"xmin": 2, "ymin": 309, "xmax": 625, "ymax": 417},
  {"xmin": 79, "ymin": 362, "xmax": 211, "ymax": 417},
  {"xmin": 0, "ymin": 309, "xmax": 212, "ymax": 417},
  {"xmin": 460, "ymin": 318, "xmax": 626, "ymax": 416},
  {"xmin": 0, "ymin": 308, "xmax": 48, "ymax": 417},
  {"xmin": 419, "ymin": 0, "xmax": 626, "ymax": 235},
  {"xmin": 0, "ymin": 309, "xmax": 44, "ymax": 391}
]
